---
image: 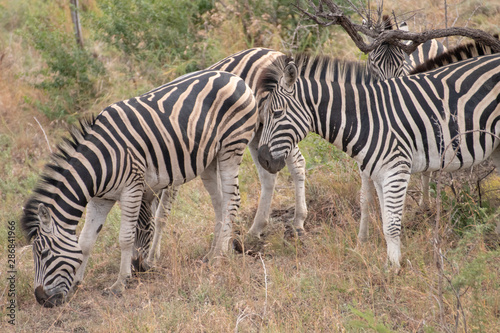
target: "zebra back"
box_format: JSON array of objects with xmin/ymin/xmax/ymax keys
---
[{"xmin": 410, "ymin": 35, "xmax": 499, "ymax": 74}]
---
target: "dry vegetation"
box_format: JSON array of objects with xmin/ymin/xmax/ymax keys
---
[{"xmin": 1, "ymin": 0, "xmax": 500, "ymax": 332}]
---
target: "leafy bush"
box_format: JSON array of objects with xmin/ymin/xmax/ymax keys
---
[
  {"xmin": 430, "ymin": 175, "xmax": 494, "ymax": 236},
  {"xmin": 23, "ymin": 4, "xmax": 105, "ymax": 120},
  {"xmin": 90, "ymin": 0, "xmax": 213, "ymax": 83}
]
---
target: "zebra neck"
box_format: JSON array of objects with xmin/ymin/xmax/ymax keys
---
[{"xmin": 304, "ymin": 80, "xmax": 371, "ymax": 159}]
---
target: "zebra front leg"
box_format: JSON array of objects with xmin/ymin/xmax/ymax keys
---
[
  {"xmin": 419, "ymin": 172, "xmax": 431, "ymax": 207},
  {"xmin": 286, "ymin": 145, "xmax": 307, "ymax": 236},
  {"xmin": 358, "ymin": 172, "xmax": 375, "ymax": 243},
  {"xmin": 247, "ymin": 130, "xmax": 276, "ymax": 237},
  {"xmin": 145, "ymin": 186, "xmax": 179, "ymax": 267},
  {"xmin": 107, "ymin": 187, "xmax": 144, "ymax": 296},
  {"xmin": 75, "ymin": 198, "xmax": 115, "ymax": 288},
  {"xmin": 373, "ymin": 172, "xmax": 411, "ymax": 270}
]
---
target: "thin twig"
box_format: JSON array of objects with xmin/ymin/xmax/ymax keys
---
[
  {"xmin": 258, "ymin": 252, "xmax": 268, "ymax": 324},
  {"xmin": 34, "ymin": 117, "xmax": 52, "ymax": 154}
]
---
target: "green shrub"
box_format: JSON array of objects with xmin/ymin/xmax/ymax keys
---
[
  {"xmin": 24, "ymin": 5, "xmax": 105, "ymax": 120},
  {"xmin": 90, "ymin": 0, "xmax": 213, "ymax": 84}
]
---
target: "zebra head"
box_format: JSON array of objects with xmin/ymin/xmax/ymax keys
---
[
  {"xmin": 366, "ymin": 15, "xmax": 407, "ymax": 80},
  {"xmin": 31, "ymin": 203, "xmax": 83, "ymax": 307},
  {"xmin": 258, "ymin": 60, "xmax": 308, "ymax": 174}
]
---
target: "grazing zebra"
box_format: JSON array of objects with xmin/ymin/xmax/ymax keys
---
[
  {"xmin": 133, "ymin": 48, "xmax": 309, "ymax": 271},
  {"xmin": 21, "ymin": 70, "xmax": 258, "ymax": 307},
  {"xmin": 257, "ymin": 52, "xmax": 500, "ymax": 268}
]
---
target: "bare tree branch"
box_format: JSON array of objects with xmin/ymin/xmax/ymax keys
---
[{"xmin": 295, "ymin": 0, "xmax": 500, "ymax": 54}]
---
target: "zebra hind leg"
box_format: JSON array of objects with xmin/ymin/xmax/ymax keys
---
[
  {"xmin": 132, "ymin": 197, "xmax": 156, "ymax": 273},
  {"xmin": 145, "ymin": 186, "xmax": 179, "ymax": 268},
  {"xmin": 204, "ymin": 154, "xmax": 242, "ymax": 263},
  {"xmin": 373, "ymin": 171, "xmax": 411, "ymax": 272}
]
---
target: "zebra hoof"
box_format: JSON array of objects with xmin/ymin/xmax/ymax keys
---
[
  {"xmin": 235, "ymin": 233, "xmax": 265, "ymax": 256},
  {"xmin": 102, "ymin": 287, "xmax": 123, "ymax": 298},
  {"xmin": 284, "ymin": 225, "xmax": 305, "ymax": 241},
  {"xmin": 131, "ymin": 255, "xmax": 151, "ymax": 274}
]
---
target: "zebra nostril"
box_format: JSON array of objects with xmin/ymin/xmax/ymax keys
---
[
  {"xmin": 258, "ymin": 144, "xmax": 272, "ymax": 171},
  {"xmin": 34, "ymin": 286, "xmax": 48, "ymax": 306}
]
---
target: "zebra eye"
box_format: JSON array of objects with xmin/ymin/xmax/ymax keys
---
[
  {"xmin": 273, "ymin": 109, "xmax": 284, "ymax": 118},
  {"xmin": 41, "ymin": 249, "xmax": 50, "ymax": 259}
]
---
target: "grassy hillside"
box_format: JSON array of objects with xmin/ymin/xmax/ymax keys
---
[{"xmin": 1, "ymin": 0, "xmax": 500, "ymax": 331}]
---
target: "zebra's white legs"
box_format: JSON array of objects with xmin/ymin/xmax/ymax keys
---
[
  {"xmin": 419, "ymin": 172, "xmax": 431, "ymax": 207},
  {"xmin": 247, "ymin": 128, "xmax": 308, "ymax": 237},
  {"xmin": 75, "ymin": 198, "xmax": 115, "ymax": 286},
  {"xmin": 286, "ymin": 145, "xmax": 308, "ymax": 234},
  {"xmin": 358, "ymin": 171, "xmax": 431, "ymax": 244},
  {"xmin": 247, "ymin": 133, "xmax": 277, "ymax": 236},
  {"xmin": 358, "ymin": 173, "xmax": 375, "ymax": 243},
  {"xmin": 108, "ymin": 184, "xmax": 145, "ymax": 295},
  {"xmin": 204, "ymin": 156, "xmax": 242, "ymax": 262},
  {"xmin": 145, "ymin": 187, "xmax": 179, "ymax": 266},
  {"xmin": 373, "ymin": 170, "xmax": 411, "ymax": 269}
]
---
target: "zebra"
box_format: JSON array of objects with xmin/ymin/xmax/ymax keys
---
[
  {"xmin": 367, "ymin": 16, "xmax": 447, "ymax": 81},
  {"xmin": 257, "ymin": 52, "xmax": 500, "ymax": 269},
  {"xmin": 362, "ymin": 15, "xmax": 447, "ymax": 242},
  {"xmin": 133, "ymin": 48, "xmax": 309, "ymax": 271},
  {"xmin": 21, "ymin": 69, "xmax": 258, "ymax": 307}
]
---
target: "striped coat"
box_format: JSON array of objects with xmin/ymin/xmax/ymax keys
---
[{"xmin": 21, "ymin": 70, "xmax": 257, "ymax": 307}]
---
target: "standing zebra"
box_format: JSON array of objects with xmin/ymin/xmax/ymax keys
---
[
  {"xmin": 257, "ymin": 52, "xmax": 500, "ymax": 268},
  {"xmin": 21, "ymin": 70, "xmax": 258, "ymax": 307},
  {"xmin": 133, "ymin": 48, "xmax": 309, "ymax": 271}
]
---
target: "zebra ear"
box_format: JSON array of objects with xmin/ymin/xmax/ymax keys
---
[
  {"xmin": 281, "ymin": 61, "xmax": 298, "ymax": 90},
  {"xmin": 37, "ymin": 203, "xmax": 53, "ymax": 233}
]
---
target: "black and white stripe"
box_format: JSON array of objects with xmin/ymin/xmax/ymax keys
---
[
  {"xmin": 21, "ymin": 70, "xmax": 257, "ymax": 307},
  {"xmin": 367, "ymin": 16, "xmax": 447, "ymax": 80},
  {"xmin": 133, "ymin": 48, "xmax": 309, "ymax": 271},
  {"xmin": 257, "ymin": 52, "xmax": 500, "ymax": 268}
]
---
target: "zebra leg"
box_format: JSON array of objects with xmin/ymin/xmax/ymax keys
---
[
  {"xmin": 419, "ymin": 172, "xmax": 431, "ymax": 207},
  {"xmin": 75, "ymin": 198, "xmax": 115, "ymax": 286},
  {"xmin": 286, "ymin": 145, "xmax": 308, "ymax": 235},
  {"xmin": 145, "ymin": 186, "xmax": 179, "ymax": 267},
  {"xmin": 201, "ymin": 159, "xmax": 225, "ymax": 262},
  {"xmin": 200, "ymin": 158, "xmax": 223, "ymax": 223},
  {"xmin": 247, "ymin": 130, "xmax": 276, "ymax": 237},
  {"xmin": 107, "ymin": 185, "xmax": 145, "ymax": 296},
  {"xmin": 204, "ymin": 157, "xmax": 242, "ymax": 262},
  {"xmin": 373, "ymin": 171, "xmax": 411, "ymax": 270},
  {"xmin": 358, "ymin": 172, "xmax": 375, "ymax": 243},
  {"xmin": 132, "ymin": 197, "xmax": 155, "ymax": 273}
]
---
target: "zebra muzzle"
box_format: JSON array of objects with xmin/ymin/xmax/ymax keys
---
[
  {"xmin": 258, "ymin": 144, "xmax": 286, "ymax": 174},
  {"xmin": 35, "ymin": 286, "xmax": 65, "ymax": 308}
]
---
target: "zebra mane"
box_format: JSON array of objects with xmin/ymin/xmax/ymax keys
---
[
  {"xmin": 410, "ymin": 34, "xmax": 499, "ymax": 75},
  {"xmin": 259, "ymin": 53, "xmax": 374, "ymax": 93},
  {"xmin": 20, "ymin": 117, "xmax": 95, "ymax": 241}
]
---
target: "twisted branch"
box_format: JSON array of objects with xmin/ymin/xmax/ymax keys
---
[{"xmin": 296, "ymin": 0, "xmax": 500, "ymax": 54}]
